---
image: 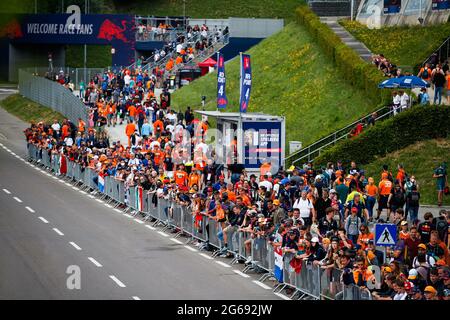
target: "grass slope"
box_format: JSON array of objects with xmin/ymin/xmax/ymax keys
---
[
  {"xmin": 363, "ymin": 138, "xmax": 450, "ymax": 206},
  {"xmin": 0, "ymin": 94, "xmax": 65, "ymax": 124},
  {"xmin": 340, "ymin": 20, "xmax": 450, "ymax": 72},
  {"xmin": 172, "ymin": 22, "xmax": 373, "ymax": 147}
]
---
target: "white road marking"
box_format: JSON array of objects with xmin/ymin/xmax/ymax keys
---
[
  {"xmin": 69, "ymin": 242, "xmax": 82, "ymax": 250},
  {"xmin": 38, "ymin": 216, "xmax": 49, "ymax": 223},
  {"xmin": 88, "ymin": 195, "xmax": 95, "ymax": 198},
  {"xmin": 157, "ymin": 231, "xmax": 169, "ymax": 237},
  {"xmin": 132, "ymin": 296, "xmax": 141, "ymax": 300},
  {"xmin": 95, "ymin": 199, "xmax": 103, "ymax": 203},
  {"xmin": 145, "ymin": 225, "xmax": 156, "ymax": 230},
  {"xmin": 109, "ymin": 275, "xmax": 126, "ymax": 288},
  {"xmin": 215, "ymin": 261, "xmax": 231, "ymax": 268},
  {"xmin": 170, "ymin": 238, "xmax": 183, "ymax": 244},
  {"xmin": 104, "ymin": 203, "xmax": 113, "ymax": 208},
  {"xmin": 274, "ymin": 292, "xmax": 291, "ymax": 300},
  {"xmin": 184, "ymin": 245, "xmax": 198, "ymax": 252},
  {"xmin": 232, "ymin": 270, "xmax": 250, "ymax": 278},
  {"xmin": 123, "ymin": 214, "xmax": 133, "ymax": 218},
  {"xmin": 88, "ymin": 257, "xmax": 103, "ymax": 267},
  {"xmin": 199, "ymin": 253, "xmax": 213, "ymax": 260},
  {"xmin": 252, "ymin": 280, "xmax": 272, "ymax": 290},
  {"xmin": 25, "ymin": 206, "xmax": 35, "ymax": 213},
  {"xmin": 52, "ymin": 176, "xmax": 58, "ymax": 180},
  {"xmin": 114, "ymin": 208, "xmax": 122, "ymax": 213},
  {"xmin": 72, "ymin": 186, "xmax": 78, "ymax": 191},
  {"xmin": 13, "ymin": 196, "xmax": 23, "ymax": 203},
  {"xmin": 52, "ymin": 228, "xmax": 64, "ymax": 236},
  {"xmin": 2, "ymin": 188, "xmax": 11, "ymax": 194},
  {"xmin": 78, "ymin": 190, "xmax": 87, "ymax": 194},
  {"xmin": 134, "ymin": 218, "xmax": 144, "ymax": 224}
]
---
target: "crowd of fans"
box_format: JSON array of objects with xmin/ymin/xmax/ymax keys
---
[{"xmin": 23, "ymin": 50, "xmax": 449, "ymax": 300}]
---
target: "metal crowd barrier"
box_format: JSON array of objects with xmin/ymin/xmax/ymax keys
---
[{"xmin": 26, "ymin": 144, "xmax": 373, "ymax": 300}]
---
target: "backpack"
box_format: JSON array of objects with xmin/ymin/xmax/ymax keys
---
[
  {"xmin": 421, "ymin": 68, "xmax": 429, "ymax": 79},
  {"xmin": 436, "ymin": 218, "xmax": 448, "ymax": 241}
]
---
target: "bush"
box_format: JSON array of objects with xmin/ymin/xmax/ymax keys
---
[
  {"xmin": 314, "ymin": 105, "xmax": 450, "ymax": 167},
  {"xmin": 295, "ymin": 5, "xmax": 389, "ymax": 105}
]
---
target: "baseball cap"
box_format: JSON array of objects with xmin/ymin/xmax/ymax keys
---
[
  {"xmin": 424, "ymin": 286, "xmax": 437, "ymax": 294},
  {"xmin": 401, "ymin": 220, "xmax": 408, "ymax": 226},
  {"xmin": 311, "ymin": 237, "xmax": 319, "ymax": 243},
  {"xmin": 322, "ymin": 238, "xmax": 330, "ymax": 245},
  {"xmin": 408, "ymin": 269, "xmax": 418, "ymax": 280},
  {"xmin": 418, "ymin": 243, "xmax": 427, "ymax": 250},
  {"xmin": 384, "ymin": 266, "xmax": 393, "ymax": 273},
  {"xmin": 435, "ymin": 259, "xmax": 446, "ymax": 266},
  {"xmin": 351, "ymin": 207, "xmax": 358, "ymax": 213},
  {"xmin": 273, "ymin": 199, "xmax": 280, "ymax": 206}
]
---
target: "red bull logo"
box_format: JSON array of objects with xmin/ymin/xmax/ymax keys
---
[
  {"xmin": 97, "ymin": 19, "xmax": 128, "ymax": 43},
  {"xmin": 0, "ymin": 19, "xmax": 23, "ymax": 39}
]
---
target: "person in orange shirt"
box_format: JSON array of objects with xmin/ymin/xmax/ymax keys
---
[
  {"xmin": 166, "ymin": 58, "xmax": 174, "ymax": 71},
  {"xmin": 152, "ymin": 145, "xmax": 165, "ymax": 167},
  {"xmin": 128, "ymin": 104, "xmax": 137, "ymax": 122},
  {"xmin": 365, "ymin": 177, "xmax": 378, "ymax": 221},
  {"xmin": 446, "ymin": 70, "xmax": 450, "ymax": 105},
  {"xmin": 125, "ymin": 119, "xmax": 136, "ymax": 147},
  {"xmin": 239, "ymin": 189, "xmax": 252, "ymax": 207},
  {"xmin": 376, "ymin": 173, "xmax": 392, "ymax": 220},
  {"xmin": 175, "ymin": 55, "xmax": 183, "ymax": 65},
  {"xmin": 78, "ymin": 118, "xmax": 86, "ymax": 134},
  {"xmin": 174, "ymin": 164, "xmax": 188, "ymax": 188},
  {"xmin": 225, "ymin": 183, "xmax": 237, "ymax": 203},
  {"xmin": 61, "ymin": 122, "xmax": 69, "ymax": 140},
  {"xmin": 396, "ymin": 164, "xmax": 406, "ymax": 186},
  {"xmin": 188, "ymin": 169, "xmax": 202, "ymax": 190},
  {"xmin": 357, "ymin": 224, "xmax": 374, "ymax": 251},
  {"xmin": 153, "ymin": 118, "xmax": 164, "ymax": 136},
  {"xmin": 107, "ymin": 103, "xmax": 116, "ymax": 127},
  {"xmin": 399, "ymin": 220, "xmax": 410, "ymax": 240}
]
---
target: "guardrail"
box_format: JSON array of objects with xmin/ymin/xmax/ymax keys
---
[
  {"xmin": 285, "ymin": 105, "xmax": 393, "ymax": 166},
  {"xmin": 27, "ymin": 143, "xmax": 373, "ymax": 300},
  {"xmin": 421, "ymin": 35, "xmax": 450, "ymax": 69},
  {"xmin": 19, "ymin": 69, "xmax": 89, "ymax": 125}
]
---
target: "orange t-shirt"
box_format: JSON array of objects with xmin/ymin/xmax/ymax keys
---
[
  {"xmin": 153, "ymin": 119, "xmax": 164, "ymax": 132},
  {"xmin": 128, "ymin": 105, "xmax": 137, "ymax": 117},
  {"xmin": 125, "ymin": 123, "xmax": 136, "ymax": 136},
  {"xmin": 396, "ymin": 169, "xmax": 406, "ymax": 185},
  {"xmin": 61, "ymin": 124, "xmax": 69, "ymax": 138},
  {"xmin": 78, "ymin": 120, "xmax": 85, "ymax": 133},
  {"xmin": 378, "ymin": 179, "xmax": 393, "ymax": 196},
  {"xmin": 175, "ymin": 56, "xmax": 183, "ymax": 65},
  {"xmin": 189, "ymin": 173, "xmax": 200, "ymax": 188},
  {"xmin": 446, "ymin": 75, "xmax": 450, "ymax": 90},
  {"xmin": 174, "ymin": 170, "xmax": 188, "ymax": 187},
  {"xmin": 357, "ymin": 233, "xmax": 374, "ymax": 251},
  {"xmin": 365, "ymin": 184, "xmax": 378, "ymax": 197},
  {"xmin": 152, "ymin": 149, "xmax": 165, "ymax": 166}
]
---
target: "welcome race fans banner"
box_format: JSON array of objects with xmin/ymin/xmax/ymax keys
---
[
  {"xmin": 384, "ymin": 0, "xmax": 401, "ymax": 14},
  {"xmin": 432, "ymin": 0, "xmax": 450, "ymax": 10},
  {"xmin": 239, "ymin": 53, "xmax": 252, "ymax": 113},
  {"xmin": 217, "ymin": 52, "xmax": 228, "ymax": 109}
]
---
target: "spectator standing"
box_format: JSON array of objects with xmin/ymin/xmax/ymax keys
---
[
  {"xmin": 432, "ymin": 65, "xmax": 446, "ymax": 105},
  {"xmin": 433, "ymin": 162, "xmax": 448, "ymax": 206}
]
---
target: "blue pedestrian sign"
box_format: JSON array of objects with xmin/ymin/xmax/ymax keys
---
[{"xmin": 375, "ymin": 224, "xmax": 397, "ymax": 246}]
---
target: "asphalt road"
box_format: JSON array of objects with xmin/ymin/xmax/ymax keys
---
[{"xmin": 0, "ymin": 103, "xmax": 280, "ymax": 300}]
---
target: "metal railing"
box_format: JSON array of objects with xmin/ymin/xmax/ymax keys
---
[
  {"xmin": 421, "ymin": 35, "xmax": 450, "ymax": 68},
  {"xmin": 285, "ymin": 105, "xmax": 393, "ymax": 166},
  {"xmin": 19, "ymin": 69, "xmax": 89, "ymax": 124},
  {"xmin": 26, "ymin": 143, "xmax": 373, "ymax": 300}
]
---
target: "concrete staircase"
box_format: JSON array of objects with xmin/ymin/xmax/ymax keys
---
[{"xmin": 320, "ymin": 17, "xmax": 372, "ymax": 62}]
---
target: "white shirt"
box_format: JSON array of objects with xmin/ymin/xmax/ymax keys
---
[
  {"xmin": 293, "ymin": 197, "xmax": 313, "ymax": 218},
  {"xmin": 165, "ymin": 112, "xmax": 177, "ymax": 124},
  {"xmin": 400, "ymin": 93, "xmax": 409, "ymax": 108},
  {"xmin": 176, "ymin": 43, "xmax": 183, "ymax": 54},
  {"xmin": 393, "ymin": 292, "xmax": 407, "ymax": 300},
  {"xmin": 124, "ymin": 74, "xmax": 131, "ymax": 86},
  {"xmin": 393, "ymin": 95, "xmax": 401, "ymax": 105},
  {"xmin": 259, "ymin": 180, "xmax": 273, "ymax": 192},
  {"xmin": 52, "ymin": 123, "xmax": 61, "ymax": 132}
]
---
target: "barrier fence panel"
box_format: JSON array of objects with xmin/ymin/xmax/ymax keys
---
[
  {"xmin": 207, "ymin": 218, "xmax": 221, "ymax": 249},
  {"xmin": 191, "ymin": 214, "xmax": 208, "ymax": 242},
  {"xmin": 282, "ymin": 252, "xmax": 296, "ymax": 288},
  {"xmin": 294, "ymin": 260, "xmax": 321, "ymax": 299},
  {"xmin": 181, "ymin": 205, "xmax": 193, "ymax": 236},
  {"xmin": 128, "ymin": 186, "xmax": 137, "ymax": 210},
  {"xmin": 320, "ymin": 267, "xmax": 344, "ymax": 300}
]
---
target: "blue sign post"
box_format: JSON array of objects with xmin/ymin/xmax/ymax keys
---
[
  {"xmin": 217, "ymin": 52, "xmax": 227, "ymax": 109},
  {"xmin": 375, "ymin": 224, "xmax": 397, "ymax": 247},
  {"xmin": 239, "ymin": 53, "xmax": 252, "ymax": 113}
]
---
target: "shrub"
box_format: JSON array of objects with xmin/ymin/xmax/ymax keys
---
[
  {"xmin": 295, "ymin": 5, "xmax": 389, "ymax": 105},
  {"xmin": 314, "ymin": 105, "xmax": 450, "ymax": 167}
]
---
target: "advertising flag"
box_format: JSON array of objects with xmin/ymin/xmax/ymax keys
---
[
  {"xmin": 239, "ymin": 53, "xmax": 252, "ymax": 113},
  {"xmin": 432, "ymin": 0, "xmax": 450, "ymax": 10},
  {"xmin": 384, "ymin": 0, "xmax": 401, "ymax": 14},
  {"xmin": 217, "ymin": 52, "xmax": 228, "ymax": 109}
]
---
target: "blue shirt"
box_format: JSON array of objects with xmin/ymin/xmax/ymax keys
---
[{"xmin": 141, "ymin": 123, "xmax": 152, "ymax": 136}]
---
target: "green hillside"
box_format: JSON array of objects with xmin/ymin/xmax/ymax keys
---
[
  {"xmin": 340, "ymin": 20, "xmax": 450, "ymax": 72},
  {"xmin": 171, "ymin": 22, "xmax": 374, "ymax": 147},
  {"xmin": 363, "ymin": 138, "xmax": 450, "ymax": 206}
]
